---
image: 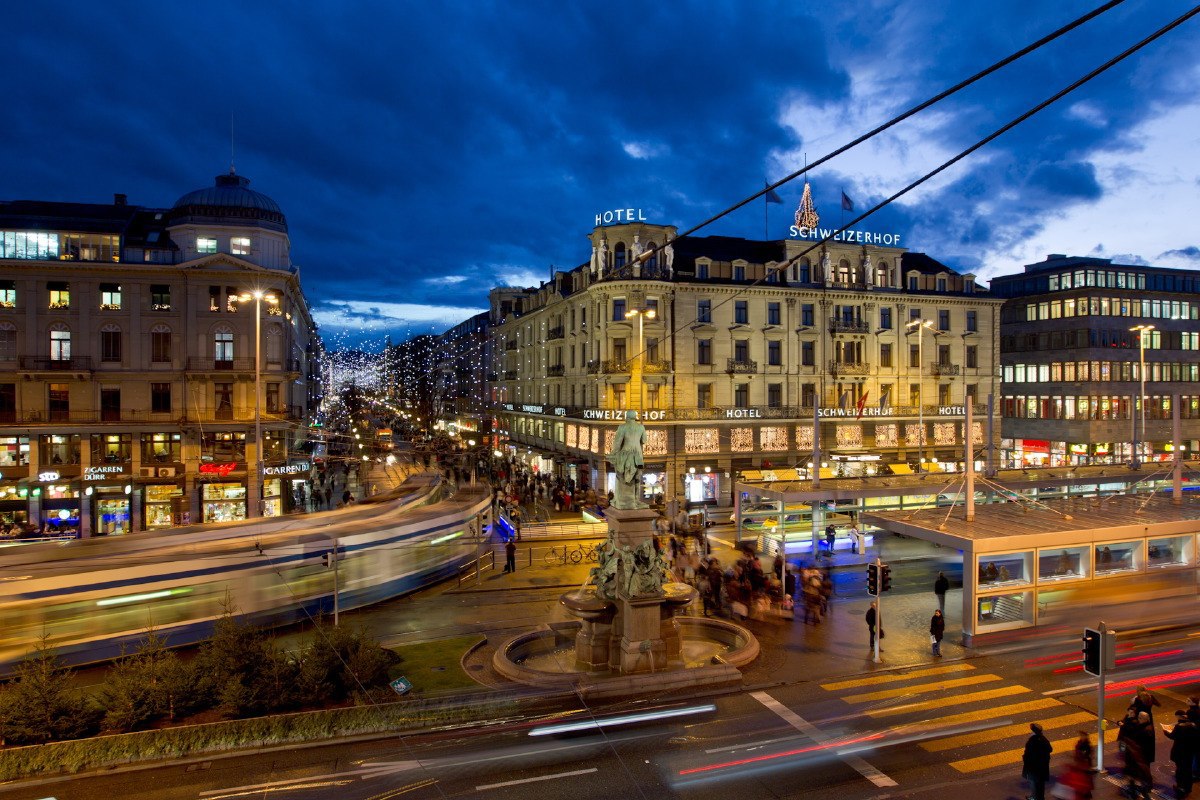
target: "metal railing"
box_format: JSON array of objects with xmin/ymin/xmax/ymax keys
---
[
  {"xmin": 726, "ymin": 358, "xmax": 757, "ymax": 374},
  {"xmin": 510, "ymin": 520, "xmax": 608, "ymax": 540},
  {"xmin": 829, "ymin": 360, "xmax": 871, "ymax": 375},
  {"xmin": 19, "ymin": 356, "xmax": 93, "ymax": 371},
  {"xmin": 457, "ymin": 549, "xmax": 496, "ymax": 585},
  {"xmin": 546, "ymin": 326, "xmax": 565, "ymax": 341},
  {"xmin": 830, "ymin": 319, "xmax": 870, "ymax": 334},
  {"xmin": 547, "ymin": 364, "xmax": 565, "ymax": 377},
  {"xmin": 931, "ymin": 362, "xmax": 961, "ymax": 376}
]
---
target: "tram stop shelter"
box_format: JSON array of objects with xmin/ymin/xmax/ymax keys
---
[{"xmin": 862, "ymin": 491, "xmax": 1200, "ymax": 644}]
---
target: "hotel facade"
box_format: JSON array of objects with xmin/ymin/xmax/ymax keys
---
[
  {"xmin": 489, "ymin": 214, "xmax": 1003, "ymax": 507},
  {"xmin": 0, "ymin": 172, "xmax": 319, "ymax": 535}
]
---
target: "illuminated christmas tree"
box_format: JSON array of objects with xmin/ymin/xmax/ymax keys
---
[{"xmin": 795, "ymin": 180, "xmax": 819, "ymax": 230}]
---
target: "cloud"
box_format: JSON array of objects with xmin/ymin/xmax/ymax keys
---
[
  {"xmin": 622, "ymin": 141, "xmax": 668, "ymax": 160},
  {"xmin": 424, "ymin": 275, "xmax": 468, "ymax": 286}
]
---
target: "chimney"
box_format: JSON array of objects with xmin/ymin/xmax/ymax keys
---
[{"xmin": 113, "ymin": 193, "xmax": 127, "ymax": 206}]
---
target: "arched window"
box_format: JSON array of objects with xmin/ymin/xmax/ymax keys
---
[
  {"xmin": 100, "ymin": 323, "xmax": 122, "ymax": 363},
  {"xmin": 0, "ymin": 322, "xmax": 16, "ymax": 362},
  {"xmin": 266, "ymin": 324, "xmax": 284, "ymax": 364},
  {"xmin": 838, "ymin": 259, "xmax": 853, "ymax": 285},
  {"xmin": 614, "ymin": 242, "xmax": 627, "ymax": 270},
  {"xmin": 213, "ymin": 325, "xmax": 234, "ymax": 364},
  {"xmin": 150, "ymin": 323, "xmax": 172, "ymax": 363},
  {"xmin": 49, "ymin": 322, "xmax": 71, "ymax": 361}
]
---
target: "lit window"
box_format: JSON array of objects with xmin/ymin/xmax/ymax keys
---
[
  {"xmin": 197, "ymin": 237, "xmax": 218, "ymax": 254},
  {"xmin": 50, "ymin": 327, "xmax": 71, "ymax": 361},
  {"xmin": 48, "ymin": 282, "xmax": 70, "ymax": 309},
  {"xmin": 100, "ymin": 283, "xmax": 122, "ymax": 310},
  {"xmin": 231, "ymin": 237, "xmax": 251, "ymax": 255},
  {"xmin": 214, "ymin": 329, "xmax": 234, "ymax": 363},
  {"xmin": 151, "ymin": 284, "xmax": 171, "ymax": 311},
  {"xmin": 0, "ymin": 281, "xmax": 14, "ymax": 308}
]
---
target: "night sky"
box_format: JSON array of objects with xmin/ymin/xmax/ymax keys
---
[{"xmin": 3, "ymin": 1, "xmax": 1197, "ymax": 347}]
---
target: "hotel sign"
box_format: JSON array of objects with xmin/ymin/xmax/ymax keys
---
[
  {"xmin": 583, "ymin": 409, "xmax": 667, "ymax": 421},
  {"xmin": 789, "ymin": 225, "xmax": 901, "ymax": 246},
  {"xmin": 501, "ymin": 403, "xmax": 566, "ymax": 416},
  {"xmin": 595, "ymin": 208, "xmax": 647, "ymax": 226}
]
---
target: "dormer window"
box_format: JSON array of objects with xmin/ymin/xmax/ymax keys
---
[
  {"xmin": 936, "ymin": 276, "xmax": 947, "ymax": 292},
  {"xmin": 197, "ymin": 236, "xmax": 218, "ymax": 254}
]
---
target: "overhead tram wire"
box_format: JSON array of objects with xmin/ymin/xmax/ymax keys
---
[
  {"xmin": 627, "ymin": 1, "xmax": 1200, "ymax": 362},
  {"xmin": 633, "ymin": 0, "xmax": 1127, "ymax": 259}
]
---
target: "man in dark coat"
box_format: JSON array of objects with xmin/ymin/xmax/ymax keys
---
[
  {"xmin": 934, "ymin": 571, "xmax": 950, "ymax": 613},
  {"xmin": 929, "ymin": 609, "xmax": 945, "ymax": 656},
  {"xmin": 1166, "ymin": 708, "xmax": 1197, "ymax": 796},
  {"xmin": 865, "ymin": 602, "xmax": 878, "ymax": 651},
  {"xmin": 1022, "ymin": 722, "xmax": 1052, "ymax": 800},
  {"xmin": 504, "ymin": 539, "xmax": 517, "ymax": 573}
]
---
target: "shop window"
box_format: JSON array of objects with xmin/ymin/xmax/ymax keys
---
[
  {"xmin": 40, "ymin": 434, "xmax": 79, "ymax": 465},
  {"xmin": 151, "ymin": 284, "xmax": 171, "ymax": 311},
  {"xmin": 976, "ymin": 591, "xmax": 1034, "ymax": 627},
  {"xmin": 48, "ymin": 281, "xmax": 70, "ymax": 309},
  {"xmin": 0, "ymin": 280, "xmax": 15, "ymax": 308},
  {"xmin": 151, "ymin": 324, "xmax": 172, "ymax": 363},
  {"xmin": 1037, "ymin": 546, "xmax": 1089, "ymax": 582},
  {"xmin": 100, "ymin": 325, "xmax": 122, "ymax": 363},
  {"xmin": 1095, "ymin": 541, "xmax": 1142, "ymax": 575},
  {"xmin": 978, "ymin": 552, "xmax": 1032, "ymax": 586},
  {"xmin": 94, "ymin": 433, "xmax": 131, "ymax": 463},
  {"xmin": 99, "ymin": 283, "xmax": 122, "ymax": 310},
  {"xmin": 151, "ymin": 382, "xmax": 171, "ymax": 414},
  {"xmin": 1147, "ymin": 536, "xmax": 1191, "ymax": 569},
  {"xmin": 0, "ymin": 436, "xmax": 27, "ymax": 467},
  {"xmin": 203, "ymin": 431, "xmax": 245, "ymax": 461},
  {"xmin": 0, "ymin": 323, "xmax": 15, "ymax": 362},
  {"xmin": 50, "ymin": 325, "xmax": 71, "ymax": 361},
  {"xmin": 202, "ymin": 481, "xmax": 246, "ymax": 523},
  {"xmin": 47, "ymin": 383, "xmax": 69, "ymax": 422}
]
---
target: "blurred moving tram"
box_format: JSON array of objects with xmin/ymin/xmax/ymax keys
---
[{"xmin": 0, "ymin": 473, "xmax": 490, "ymax": 672}]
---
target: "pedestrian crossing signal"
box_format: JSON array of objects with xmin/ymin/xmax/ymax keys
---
[
  {"xmin": 867, "ymin": 563, "xmax": 879, "ymax": 595},
  {"xmin": 1082, "ymin": 627, "xmax": 1115, "ymax": 676},
  {"xmin": 880, "ymin": 564, "xmax": 892, "ymax": 592}
]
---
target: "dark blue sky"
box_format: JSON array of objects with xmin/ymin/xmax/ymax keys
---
[{"xmin": 3, "ymin": 1, "xmax": 1197, "ymax": 347}]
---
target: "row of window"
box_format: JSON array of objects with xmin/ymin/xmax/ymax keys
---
[
  {"xmin": 1012, "ymin": 295, "xmax": 1199, "ymax": 323},
  {"xmin": 602, "ymin": 381, "xmax": 970, "ymax": 410},
  {"xmin": 1002, "ymin": 328, "xmax": 1198, "ymax": 353},
  {"xmin": 0, "ymin": 231, "xmax": 120, "ymax": 263},
  {"xmin": 1001, "ymin": 395, "xmax": 1200, "ymax": 421},
  {"xmin": 1003, "ymin": 361, "xmax": 1200, "ymax": 384},
  {"xmin": 0, "ymin": 281, "xmax": 282, "ymax": 315},
  {"xmin": 4, "ymin": 323, "xmax": 286, "ymax": 364},
  {"xmin": 0, "ymin": 431, "xmax": 287, "ymax": 468},
  {"xmin": 0, "ymin": 381, "xmax": 285, "ymax": 420},
  {"xmin": 197, "ymin": 236, "xmax": 253, "ymax": 256}
]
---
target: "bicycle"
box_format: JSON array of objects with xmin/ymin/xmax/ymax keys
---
[{"xmin": 543, "ymin": 543, "xmax": 599, "ymax": 565}]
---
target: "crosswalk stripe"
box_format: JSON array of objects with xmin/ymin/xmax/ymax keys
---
[
  {"xmin": 935, "ymin": 698, "xmax": 1064, "ymax": 727},
  {"xmin": 820, "ymin": 663, "xmax": 976, "ymax": 691},
  {"xmin": 842, "ymin": 674, "xmax": 1001, "ymax": 704},
  {"xmin": 949, "ymin": 727, "xmax": 1119, "ymax": 773},
  {"xmin": 865, "ymin": 684, "xmax": 1031, "ymax": 718},
  {"xmin": 922, "ymin": 711, "xmax": 1095, "ymax": 752}
]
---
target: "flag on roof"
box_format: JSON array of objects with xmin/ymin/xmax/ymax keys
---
[
  {"xmin": 764, "ymin": 182, "xmax": 783, "ymax": 204},
  {"xmin": 841, "ymin": 190, "xmax": 855, "ymax": 212}
]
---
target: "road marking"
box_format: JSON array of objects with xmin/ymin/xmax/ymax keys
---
[
  {"xmin": 865, "ymin": 685, "xmax": 1031, "ymax": 718},
  {"xmin": 922, "ymin": 711, "xmax": 1095, "ymax": 751},
  {"xmin": 935, "ymin": 698, "xmax": 1064, "ymax": 727},
  {"xmin": 750, "ymin": 690, "xmax": 897, "ymax": 788},
  {"xmin": 949, "ymin": 727, "xmax": 1119, "ymax": 773},
  {"xmin": 475, "ymin": 767, "xmax": 597, "ymax": 790},
  {"xmin": 842, "ymin": 674, "xmax": 1001, "ymax": 704},
  {"xmin": 821, "ymin": 663, "xmax": 975, "ymax": 691},
  {"xmin": 705, "ymin": 735, "xmax": 800, "ymax": 754}
]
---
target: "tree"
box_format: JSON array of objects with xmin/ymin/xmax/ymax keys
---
[
  {"xmin": 0, "ymin": 635, "xmax": 99, "ymax": 744},
  {"xmin": 193, "ymin": 610, "xmax": 299, "ymax": 718},
  {"xmin": 97, "ymin": 630, "xmax": 199, "ymax": 731},
  {"xmin": 299, "ymin": 619, "xmax": 397, "ymax": 703}
]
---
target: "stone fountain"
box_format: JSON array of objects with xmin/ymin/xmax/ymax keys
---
[{"xmin": 493, "ymin": 411, "xmax": 758, "ymax": 694}]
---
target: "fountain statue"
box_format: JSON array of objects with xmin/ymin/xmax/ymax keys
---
[{"xmin": 608, "ymin": 410, "xmax": 646, "ymax": 510}]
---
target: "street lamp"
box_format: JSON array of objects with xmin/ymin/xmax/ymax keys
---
[
  {"xmin": 906, "ymin": 319, "xmax": 935, "ymax": 473},
  {"xmin": 237, "ymin": 289, "xmax": 279, "ymax": 516},
  {"xmin": 625, "ymin": 307, "xmax": 656, "ymax": 411},
  {"xmin": 1130, "ymin": 324, "xmax": 1155, "ymax": 468}
]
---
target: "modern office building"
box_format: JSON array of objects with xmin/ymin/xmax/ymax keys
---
[
  {"xmin": 993, "ymin": 254, "xmax": 1200, "ymax": 467},
  {"xmin": 489, "ymin": 211, "xmax": 1003, "ymax": 507},
  {"xmin": 0, "ymin": 171, "xmax": 320, "ymax": 535}
]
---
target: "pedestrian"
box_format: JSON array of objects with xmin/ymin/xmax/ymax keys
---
[
  {"xmin": 1022, "ymin": 722, "xmax": 1052, "ymax": 800},
  {"xmin": 934, "ymin": 571, "xmax": 949, "ymax": 614},
  {"xmin": 1069, "ymin": 730, "xmax": 1095, "ymax": 800},
  {"xmin": 342, "ymin": 488, "xmax": 352, "ymax": 506},
  {"xmin": 825, "ymin": 523, "xmax": 836, "ymax": 555},
  {"xmin": 1130, "ymin": 685, "xmax": 1162, "ymax": 724},
  {"xmin": 865, "ymin": 601, "xmax": 878, "ymax": 651},
  {"xmin": 1187, "ymin": 696, "xmax": 1200, "ymax": 784},
  {"xmin": 1165, "ymin": 709, "xmax": 1197, "ymax": 797},
  {"xmin": 505, "ymin": 539, "xmax": 517, "ymax": 573},
  {"xmin": 1119, "ymin": 709, "xmax": 1153, "ymax": 799},
  {"xmin": 850, "ymin": 523, "xmax": 862, "ymax": 554},
  {"xmin": 929, "ymin": 608, "xmax": 945, "ymax": 656}
]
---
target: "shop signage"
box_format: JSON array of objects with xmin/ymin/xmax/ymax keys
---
[
  {"xmin": 937, "ymin": 405, "xmax": 966, "ymax": 416},
  {"xmin": 501, "ymin": 402, "xmax": 567, "ymax": 416},
  {"xmin": 263, "ymin": 462, "xmax": 311, "ymax": 476},
  {"xmin": 84, "ymin": 465, "xmax": 126, "ymax": 480},
  {"xmin": 725, "ymin": 408, "xmax": 762, "ymax": 419},
  {"xmin": 595, "ymin": 207, "xmax": 647, "ymax": 226},
  {"xmin": 583, "ymin": 409, "xmax": 666, "ymax": 421},
  {"xmin": 200, "ymin": 462, "xmax": 238, "ymax": 477},
  {"xmin": 38, "ymin": 471, "xmax": 60, "ymax": 481},
  {"xmin": 789, "ymin": 225, "xmax": 901, "ymax": 246},
  {"xmin": 817, "ymin": 407, "xmax": 892, "ymax": 418}
]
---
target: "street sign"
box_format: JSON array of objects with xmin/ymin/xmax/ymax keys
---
[{"xmin": 390, "ymin": 676, "xmax": 412, "ymax": 696}]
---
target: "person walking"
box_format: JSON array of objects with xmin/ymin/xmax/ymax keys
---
[
  {"xmin": 1069, "ymin": 730, "xmax": 1095, "ymax": 800},
  {"xmin": 849, "ymin": 523, "xmax": 863, "ymax": 554},
  {"xmin": 865, "ymin": 601, "xmax": 879, "ymax": 651},
  {"xmin": 1165, "ymin": 708, "xmax": 1197, "ymax": 797},
  {"xmin": 825, "ymin": 523, "xmax": 836, "ymax": 555},
  {"xmin": 1022, "ymin": 722, "xmax": 1052, "ymax": 800},
  {"xmin": 934, "ymin": 571, "xmax": 950, "ymax": 614},
  {"xmin": 504, "ymin": 539, "xmax": 517, "ymax": 574},
  {"xmin": 929, "ymin": 609, "xmax": 945, "ymax": 656}
]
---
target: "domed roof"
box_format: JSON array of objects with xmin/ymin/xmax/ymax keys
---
[{"xmin": 170, "ymin": 171, "xmax": 287, "ymax": 231}]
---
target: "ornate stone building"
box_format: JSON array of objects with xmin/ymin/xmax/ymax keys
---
[
  {"xmin": 0, "ymin": 171, "xmax": 320, "ymax": 534},
  {"xmin": 489, "ymin": 214, "xmax": 1003, "ymax": 507}
]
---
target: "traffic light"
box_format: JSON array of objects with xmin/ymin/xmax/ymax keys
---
[
  {"xmin": 1082, "ymin": 627, "xmax": 1116, "ymax": 676},
  {"xmin": 322, "ymin": 551, "xmax": 334, "ymax": 569},
  {"xmin": 867, "ymin": 563, "xmax": 879, "ymax": 595},
  {"xmin": 880, "ymin": 564, "xmax": 892, "ymax": 593}
]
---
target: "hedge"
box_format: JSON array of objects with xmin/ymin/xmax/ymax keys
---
[{"xmin": 0, "ymin": 693, "xmax": 518, "ymax": 781}]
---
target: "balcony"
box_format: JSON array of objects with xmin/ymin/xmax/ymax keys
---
[
  {"xmin": 546, "ymin": 326, "xmax": 565, "ymax": 341},
  {"xmin": 828, "ymin": 360, "xmax": 870, "ymax": 376},
  {"xmin": 830, "ymin": 319, "xmax": 870, "ymax": 334},
  {"xmin": 931, "ymin": 362, "xmax": 961, "ymax": 376},
  {"xmin": 186, "ymin": 357, "xmax": 256, "ymax": 372},
  {"xmin": 547, "ymin": 364, "xmax": 565, "ymax": 377},
  {"xmin": 586, "ymin": 360, "xmax": 601, "ymax": 375},
  {"xmin": 726, "ymin": 358, "xmax": 757, "ymax": 374},
  {"xmin": 602, "ymin": 359, "xmax": 631, "ymax": 374},
  {"xmin": 19, "ymin": 356, "xmax": 93, "ymax": 372},
  {"xmin": 643, "ymin": 359, "xmax": 672, "ymax": 374}
]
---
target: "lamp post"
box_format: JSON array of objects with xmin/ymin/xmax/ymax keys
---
[
  {"xmin": 625, "ymin": 307, "xmax": 656, "ymax": 411},
  {"xmin": 906, "ymin": 319, "xmax": 935, "ymax": 473},
  {"xmin": 1130, "ymin": 324, "xmax": 1154, "ymax": 468},
  {"xmin": 237, "ymin": 289, "xmax": 279, "ymax": 516}
]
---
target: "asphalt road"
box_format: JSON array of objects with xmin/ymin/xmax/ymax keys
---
[{"xmin": 9, "ymin": 621, "xmax": 1200, "ymax": 800}]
